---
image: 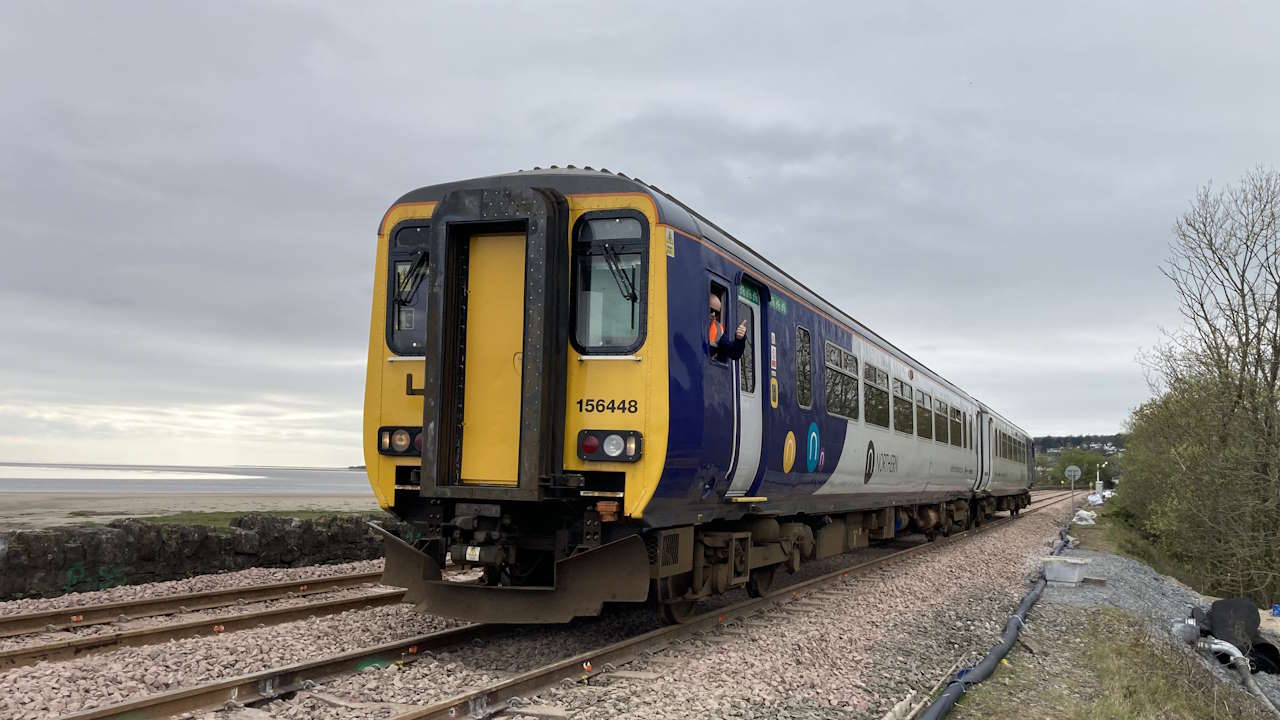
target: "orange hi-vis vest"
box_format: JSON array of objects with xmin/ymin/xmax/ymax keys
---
[{"xmin": 709, "ymin": 320, "xmax": 722, "ymax": 345}]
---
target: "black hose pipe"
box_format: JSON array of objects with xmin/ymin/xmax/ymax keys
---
[{"xmin": 917, "ymin": 528, "xmax": 1070, "ymax": 720}]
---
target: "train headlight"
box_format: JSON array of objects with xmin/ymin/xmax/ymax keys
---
[
  {"xmin": 390, "ymin": 429, "xmax": 412, "ymax": 453},
  {"xmin": 377, "ymin": 426, "xmax": 422, "ymax": 456},
  {"xmin": 602, "ymin": 434, "xmax": 625, "ymax": 457}
]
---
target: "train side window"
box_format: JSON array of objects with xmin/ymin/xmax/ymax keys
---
[
  {"xmin": 949, "ymin": 407, "xmax": 962, "ymax": 447},
  {"xmin": 823, "ymin": 342, "xmax": 858, "ymax": 420},
  {"xmin": 707, "ymin": 281, "xmax": 729, "ymax": 364},
  {"xmin": 387, "ymin": 224, "xmax": 430, "ymax": 355},
  {"xmin": 796, "ymin": 326, "xmax": 813, "ymax": 408},
  {"xmin": 571, "ymin": 215, "xmax": 647, "ymax": 354},
  {"xmin": 963, "ymin": 413, "xmax": 970, "ymax": 449},
  {"xmin": 891, "ymin": 379, "xmax": 913, "ymax": 435},
  {"xmin": 934, "ymin": 400, "xmax": 949, "ymax": 443},
  {"xmin": 863, "ymin": 363, "xmax": 890, "ymax": 428},
  {"xmin": 738, "ymin": 301, "xmax": 755, "ymax": 392},
  {"xmin": 915, "ymin": 391, "xmax": 933, "ymax": 439}
]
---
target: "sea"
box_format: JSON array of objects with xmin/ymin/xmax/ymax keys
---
[{"xmin": 0, "ymin": 462, "xmax": 371, "ymax": 495}]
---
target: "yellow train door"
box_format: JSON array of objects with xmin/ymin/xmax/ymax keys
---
[{"xmin": 459, "ymin": 232, "xmax": 526, "ymax": 485}]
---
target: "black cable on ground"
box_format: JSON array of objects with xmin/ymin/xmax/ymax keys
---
[{"xmin": 916, "ymin": 526, "xmax": 1071, "ymax": 720}]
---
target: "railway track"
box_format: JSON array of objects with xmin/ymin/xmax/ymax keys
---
[
  {"xmin": 60, "ymin": 490, "xmax": 1079, "ymax": 720},
  {"xmin": 0, "ymin": 571, "xmax": 383, "ymax": 638},
  {"xmin": 0, "ymin": 565, "xmax": 481, "ymax": 668},
  {"xmin": 0, "ymin": 588, "xmax": 404, "ymax": 669}
]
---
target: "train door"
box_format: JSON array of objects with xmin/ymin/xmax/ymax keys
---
[
  {"xmin": 458, "ymin": 232, "xmax": 526, "ymax": 485},
  {"xmin": 975, "ymin": 412, "xmax": 993, "ymax": 491},
  {"xmin": 725, "ymin": 282, "xmax": 764, "ymax": 496}
]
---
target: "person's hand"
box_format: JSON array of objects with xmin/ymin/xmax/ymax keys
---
[{"xmin": 735, "ymin": 321, "xmax": 747, "ymax": 340}]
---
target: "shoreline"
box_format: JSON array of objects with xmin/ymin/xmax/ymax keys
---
[{"xmin": 0, "ymin": 491, "xmax": 380, "ymax": 530}]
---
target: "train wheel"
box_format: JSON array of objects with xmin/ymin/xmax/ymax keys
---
[
  {"xmin": 659, "ymin": 599, "xmax": 699, "ymax": 624},
  {"xmin": 655, "ymin": 575, "xmax": 698, "ymax": 624},
  {"xmin": 747, "ymin": 566, "xmax": 775, "ymax": 597}
]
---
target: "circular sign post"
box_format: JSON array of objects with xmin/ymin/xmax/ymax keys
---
[{"xmin": 1065, "ymin": 464, "xmax": 1082, "ymax": 519}]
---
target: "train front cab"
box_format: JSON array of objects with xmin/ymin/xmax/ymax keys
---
[{"xmin": 363, "ymin": 183, "xmax": 671, "ymax": 623}]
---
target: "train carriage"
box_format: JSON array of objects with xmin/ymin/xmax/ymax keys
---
[{"xmin": 364, "ymin": 167, "xmax": 1033, "ymax": 623}]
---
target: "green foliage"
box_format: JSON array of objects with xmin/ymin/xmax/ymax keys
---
[
  {"xmin": 1033, "ymin": 433, "xmax": 1126, "ymax": 452},
  {"xmin": 1119, "ymin": 168, "xmax": 1280, "ymax": 607},
  {"xmin": 1050, "ymin": 448, "xmax": 1115, "ymax": 487}
]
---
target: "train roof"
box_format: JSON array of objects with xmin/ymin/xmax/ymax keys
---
[{"xmin": 391, "ymin": 167, "xmax": 1029, "ymax": 438}]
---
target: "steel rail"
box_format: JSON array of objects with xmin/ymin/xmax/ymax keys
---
[
  {"xmin": 62, "ymin": 492, "xmax": 1077, "ymax": 720},
  {"xmin": 1, "ymin": 588, "xmax": 406, "ymax": 669},
  {"xmin": 387, "ymin": 491, "xmax": 1080, "ymax": 720},
  {"xmin": 59, "ymin": 623, "xmax": 499, "ymax": 720},
  {"xmin": 0, "ymin": 570, "xmax": 384, "ymax": 638}
]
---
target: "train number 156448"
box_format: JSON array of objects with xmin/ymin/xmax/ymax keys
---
[{"xmin": 576, "ymin": 398, "xmax": 638, "ymax": 414}]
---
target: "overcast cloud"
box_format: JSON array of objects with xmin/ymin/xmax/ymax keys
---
[{"xmin": 2, "ymin": 1, "xmax": 1278, "ymax": 466}]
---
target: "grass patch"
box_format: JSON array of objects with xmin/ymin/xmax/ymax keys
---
[
  {"xmin": 1081, "ymin": 608, "xmax": 1271, "ymax": 719},
  {"xmin": 136, "ymin": 510, "xmax": 385, "ymax": 527},
  {"xmin": 954, "ymin": 606, "xmax": 1272, "ymax": 719}
]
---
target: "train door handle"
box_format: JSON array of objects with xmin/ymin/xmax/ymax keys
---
[{"xmin": 405, "ymin": 373, "xmax": 425, "ymax": 396}]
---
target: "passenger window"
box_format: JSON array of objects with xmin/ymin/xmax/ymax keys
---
[
  {"xmin": 949, "ymin": 407, "xmax": 962, "ymax": 447},
  {"xmin": 915, "ymin": 391, "xmax": 933, "ymax": 439},
  {"xmin": 892, "ymin": 379, "xmax": 913, "ymax": 435},
  {"xmin": 823, "ymin": 342, "xmax": 859, "ymax": 420},
  {"xmin": 863, "ymin": 364, "xmax": 890, "ymax": 428},
  {"xmin": 738, "ymin": 302, "xmax": 755, "ymax": 392},
  {"xmin": 572, "ymin": 217, "xmax": 646, "ymax": 352},
  {"xmin": 796, "ymin": 327, "xmax": 813, "ymax": 408},
  {"xmin": 934, "ymin": 400, "xmax": 949, "ymax": 443}
]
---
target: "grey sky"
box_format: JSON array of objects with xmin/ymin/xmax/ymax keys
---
[{"xmin": 2, "ymin": 2, "xmax": 1277, "ymax": 466}]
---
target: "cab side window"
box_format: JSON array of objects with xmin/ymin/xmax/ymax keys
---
[{"xmin": 708, "ymin": 281, "xmax": 728, "ymax": 362}]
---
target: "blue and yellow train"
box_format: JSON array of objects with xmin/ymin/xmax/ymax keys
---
[{"xmin": 364, "ymin": 167, "xmax": 1033, "ymax": 623}]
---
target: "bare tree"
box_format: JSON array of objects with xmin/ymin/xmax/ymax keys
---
[{"xmin": 1128, "ymin": 168, "xmax": 1280, "ymax": 604}]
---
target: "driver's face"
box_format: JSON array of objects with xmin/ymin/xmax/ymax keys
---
[{"xmin": 709, "ymin": 295, "xmax": 722, "ymax": 321}]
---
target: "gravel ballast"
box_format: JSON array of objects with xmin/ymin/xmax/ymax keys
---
[
  {"xmin": 1040, "ymin": 546, "xmax": 1280, "ymax": 708},
  {"xmin": 217, "ymin": 507, "xmax": 1070, "ymax": 720}
]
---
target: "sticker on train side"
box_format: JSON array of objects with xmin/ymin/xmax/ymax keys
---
[{"xmin": 576, "ymin": 398, "xmax": 639, "ymax": 413}]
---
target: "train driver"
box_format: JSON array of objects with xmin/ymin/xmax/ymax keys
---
[{"xmin": 709, "ymin": 292, "xmax": 747, "ymax": 361}]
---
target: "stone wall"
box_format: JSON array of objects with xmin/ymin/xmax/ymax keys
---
[{"xmin": 0, "ymin": 513, "xmax": 405, "ymax": 600}]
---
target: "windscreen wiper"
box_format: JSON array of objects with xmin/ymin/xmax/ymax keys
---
[
  {"xmin": 600, "ymin": 244, "xmax": 638, "ymax": 303},
  {"xmin": 395, "ymin": 253, "xmax": 428, "ymax": 305}
]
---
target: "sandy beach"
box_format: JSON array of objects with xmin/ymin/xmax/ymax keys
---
[{"xmin": 0, "ymin": 492, "xmax": 380, "ymax": 529}]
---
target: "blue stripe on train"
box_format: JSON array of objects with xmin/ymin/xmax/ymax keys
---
[{"xmin": 649, "ymin": 231, "xmax": 855, "ymax": 525}]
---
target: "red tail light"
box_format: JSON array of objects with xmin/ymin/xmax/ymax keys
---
[{"xmin": 580, "ymin": 434, "xmax": 600, "ymax": 455}]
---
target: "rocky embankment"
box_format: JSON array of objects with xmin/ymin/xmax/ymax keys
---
[{"xmin": 0, "ymin": 514, "xmax": 404, "ymax": 599}]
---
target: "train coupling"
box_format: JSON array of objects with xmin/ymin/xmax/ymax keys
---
[{"xmin": 367, "ymin": 523, "xmax": 650, "ymax": 624}]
